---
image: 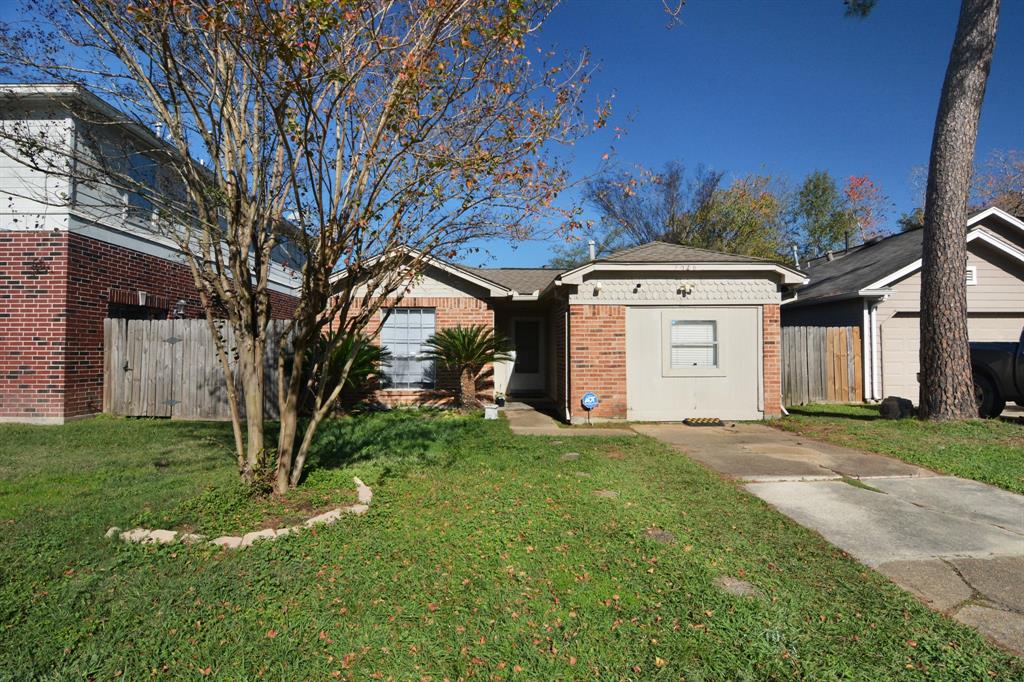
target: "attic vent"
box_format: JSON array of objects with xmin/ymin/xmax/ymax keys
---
[{"xmin": 864, "ymin": 236, "xmax": 884, "ymax": 246}]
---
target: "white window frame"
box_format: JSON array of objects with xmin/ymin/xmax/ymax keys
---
[
  {"xmin": 966, "ymin": 265, "xmax": 978, "ymax": 286},
  {"xmin": 661, "ymin": 312, "xmax": 726, "ymax": 377},
  {"xmin": 380, "ymin": 307, "xmax": 436, "ymax": 389}
]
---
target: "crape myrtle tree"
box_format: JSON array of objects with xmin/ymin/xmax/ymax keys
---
[{"xmin": 0, "ymin": 0, "xmax": 601, "ymax": 492}]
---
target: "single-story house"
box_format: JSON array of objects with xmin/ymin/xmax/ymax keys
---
[
  {"xmin": 782, "ymin": 206, "xmax": 1024, "ymax": 402},
  {"xmin": 0, "ymin": 84, "xmax": 301, "ymax": 423},
  {"xmin": 334, "ymin": 242, "xmax": 805, "ymax": 423}
]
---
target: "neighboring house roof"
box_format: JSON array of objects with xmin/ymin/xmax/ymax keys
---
[
  {"xmin": 794, "ymin": 229, "xmax": 926, "ymax": 305},
  {"xmin": 464, "ymin": 267, "xmax": 561, "ymax": 294},
  {"xmin": 789, "ymin": 208, "xmax": 1024, "ymax": 307}
]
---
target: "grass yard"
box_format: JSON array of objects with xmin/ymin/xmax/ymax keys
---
[
  {"xmin": 776, "ymin": 403, "xmax": 1024, "ymax": 495},
  {"xmin": 1, "ymin": 413, "xmax": 1022, "ymax": 679}
]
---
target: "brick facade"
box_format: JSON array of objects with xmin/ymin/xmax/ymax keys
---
[
  {"xmin": 566, "ymin": 304, "xmax": 627, "ymax": 422},
  {"xmin": 762, "ymin": 304, "xmax": 782, "ymax": 418},
  {"xmin": 0, "ymin": 231, "xmax": 69, "ymax": 421},
  {"xmin": 1, "ymin": 230, "xmax": 298, "ymax": 422},
  {"xmin": 346, "ymin": 296, "xmax": 495, "ymax": 408}
]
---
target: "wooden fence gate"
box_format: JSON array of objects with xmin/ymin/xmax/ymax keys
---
[
  {"xmin": 781, "ymin": 325, "xmax": 863, "ymax": 406},
  {"xmin": 103, "ymin": 318, "xmax": 292, "ymax": 419}
]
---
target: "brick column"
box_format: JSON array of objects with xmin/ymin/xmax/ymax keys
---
[
  {"xmin": 0, "ymin": 231, "xmax": 69, "ymax": 422},
  {"xmin": 762, "ymin": 304, "xmax": 782, "ymax": 418},
  {"xmin": 568, "ymin": 304, "xmax": 626, "ymax": 421}
]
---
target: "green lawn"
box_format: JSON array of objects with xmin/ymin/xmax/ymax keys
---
[
  {"xmin": 1, "ymin": 413, "xmax": 1021, "ymax": 679},
  {"xmin": 775, "ymin": 403, "xmax": 1024, "ymax": 495}
]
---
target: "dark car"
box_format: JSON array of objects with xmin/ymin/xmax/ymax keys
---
[{"xmin": 970, "ymin": 328, "xmax": 1024, "ymax": 418}]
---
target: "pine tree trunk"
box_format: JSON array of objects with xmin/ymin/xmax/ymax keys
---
[{"xmin": 919, "ymin": 0, "xmax": 1000, "ymax": 421}]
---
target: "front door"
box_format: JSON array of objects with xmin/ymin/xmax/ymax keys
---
[{"xmin": 508, "ymin": 317, "xmax": 545, "ymax": 394}]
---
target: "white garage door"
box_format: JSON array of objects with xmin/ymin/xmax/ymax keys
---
[
  {"xmin": 881, "ymin": 313, "xmax": 1024, "ymax": 401},
  {"xmin": 626, "ymin": 306, "xmax": 761, "ymax": 421}
]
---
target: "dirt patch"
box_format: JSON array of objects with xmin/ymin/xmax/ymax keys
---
[
  {"xmin": 605, "ymin": 446, "xmax": 626, "ymax": 461},
  {"xmin": 645, "ymin": 527, "xmax": 675, "ymax": 543}
]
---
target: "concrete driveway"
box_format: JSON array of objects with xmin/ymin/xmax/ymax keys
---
[{"xmin": 634, "ymin": 422, "xmax": 1024, "ymax": 654}]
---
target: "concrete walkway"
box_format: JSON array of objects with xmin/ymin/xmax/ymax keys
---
[
  {"xmin": 502, "ymin": 402, "xmax": 636, "ymax": 437},
  {"xmin": 633, "ymin": 422, "xmax": 1024, "ymax": 655}
]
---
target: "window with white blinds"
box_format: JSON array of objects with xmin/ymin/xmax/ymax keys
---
[
  {"xmin": 669, "ymin": 320, "xmax": 718, "ymax": 368},
  {"xmin": 380, "ymin": 308, "xmax": 436, "ymax": 388}
]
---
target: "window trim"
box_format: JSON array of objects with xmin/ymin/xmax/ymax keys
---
[
  {"xmin": 660, "ymin": 311, "xmax": 726, "ymax": 378},
  {"xmin": 379, "ymin": 307, "xmax": 437, "ymax": 390}
]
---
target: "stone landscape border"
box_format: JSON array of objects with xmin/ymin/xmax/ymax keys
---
[{"xmin": 105, "ymin": 477, "xmax": 373, "ymax": 550}]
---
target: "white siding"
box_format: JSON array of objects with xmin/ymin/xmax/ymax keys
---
[
  {"xmin": 0, "ymin": 113, "xmax": 73, "ymax": 230},
  {"xmin": 877, "ymin": 239, "xmax": 1024, "ymax": 317},
  {"xmin": 353, "ymin": 264, "xmax": 490, "ymax": 299},
  {"xmin": 877, "ymin": 238, "xmax": 1024, "ymax": 400}
]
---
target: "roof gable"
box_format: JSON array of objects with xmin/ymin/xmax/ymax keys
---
[{"xmin": 791, "ymin": 207, "xmax": 1024, "ymax": 306}]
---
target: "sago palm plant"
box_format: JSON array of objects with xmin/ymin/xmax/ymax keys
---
[{"xmin": 420, "ymin": 325, "xmax": 513, "ymax": 408}]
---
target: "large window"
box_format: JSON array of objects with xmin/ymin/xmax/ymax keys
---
[
  {"xmin": 380, "ymin": 308, "xmax": 436, "ymax": 388},
  {"xmin": 669, "ymin": 320, "xmax": 718, "ymax": 369}
]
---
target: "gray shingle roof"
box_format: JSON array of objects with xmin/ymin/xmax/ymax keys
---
[
  {"xmin": 794, "ymin": 229, "xmax": 925, "ymax": 305},
  {"xmin": 600, "ymin": 241, "xmax": 775, "ymax": 264},
  {"xmin": 458, "ymin": 241, "xmax": 793, "ymax": 295},
  {"xmin": 464, "ymin": 267, "xmax": 561, "ymax": 294}
]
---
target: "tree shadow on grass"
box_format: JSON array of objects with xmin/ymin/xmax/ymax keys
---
[{"xmin": 300, "ymin": 410, "xmax": 474, "ymax": 485}]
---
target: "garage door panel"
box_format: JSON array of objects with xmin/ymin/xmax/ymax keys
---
[
  {"xmin": 626, "ymin": 306, "xmax": 761, "ymax": 421},
  {"xmin": 881, "ymin": 314, "xmax": 1024, "ymax": 402}
]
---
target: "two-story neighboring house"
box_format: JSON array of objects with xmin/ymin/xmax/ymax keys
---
[{"xmin": 0, "ymin": 84, "xmax": 301, "ymax": 424}]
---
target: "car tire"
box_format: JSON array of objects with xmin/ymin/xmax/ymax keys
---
[{"xmin": 973, "ymin": 374, "xmax": 1005, "ymax": 419}]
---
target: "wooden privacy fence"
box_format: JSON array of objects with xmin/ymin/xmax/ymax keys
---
[
  {"xmin": 781, "ymin": 325, "xmax": 863, "ymax": 406},
  {"xmin": 104, "ymin": 318, "xmax": 293, "ymax": 420}
]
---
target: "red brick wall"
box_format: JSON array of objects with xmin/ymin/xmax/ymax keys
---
[
  {"xmin": 567, "ymin": 304, "xmax": 627, "ymax": 421},
  {"xmin": 343, "ymin": 296, "xmax": 495, "ymax": 407},
  {"xmin": 0, "ymin": 231, "xmax": 69, "ymax": 420},
  {"xmin": 1, "ymin": 230, "xmax": 299, "ymax": 421},
  {"xmin": 762, "ymin": 304, "xmax": 782, "ymax": 418}
]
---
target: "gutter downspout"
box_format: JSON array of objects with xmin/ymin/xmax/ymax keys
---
[
  {"xmin": 870, "ymin": 301, "xmax": 882, "ymax": 400},
  {"xmin": 862, "ymin": 300, "xmax": 873, "ymax": 401},
  {"xmin": 563, "ymin": 301, "xmax": 571, "ymax": 422}
]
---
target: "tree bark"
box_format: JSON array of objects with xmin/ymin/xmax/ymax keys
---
[
  {"xmin": 239, "ymin": 341, "xmax": 266, "ymax": 483},
  {"xmin": 919, "ymin": 0, "xmax": 1000, "ymax": 421},
  {"xmin": 459, "ymin": 367, "xmax": 478, "ymax": 409}
]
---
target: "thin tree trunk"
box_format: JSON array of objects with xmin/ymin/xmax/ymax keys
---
[
  {"xmin": 919, "ymin": 0, "xmax": 1000, "ymax": 421},
  {"xmin": 239, "ymin": 343, "xmax": 266, "ymax": 482},
  {"xmin": 275, "ymin": 341, "xmax": 307, "ymax": 495}
]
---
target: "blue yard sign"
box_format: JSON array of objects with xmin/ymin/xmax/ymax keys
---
[{"xmin": 580, "ymin": 392, "xmax": 600, "ymax": 411}]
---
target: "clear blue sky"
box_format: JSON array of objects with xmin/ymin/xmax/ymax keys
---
[{"xmin": 467, "ymin": 0, "xmax": 1024, "ymax": 268}]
